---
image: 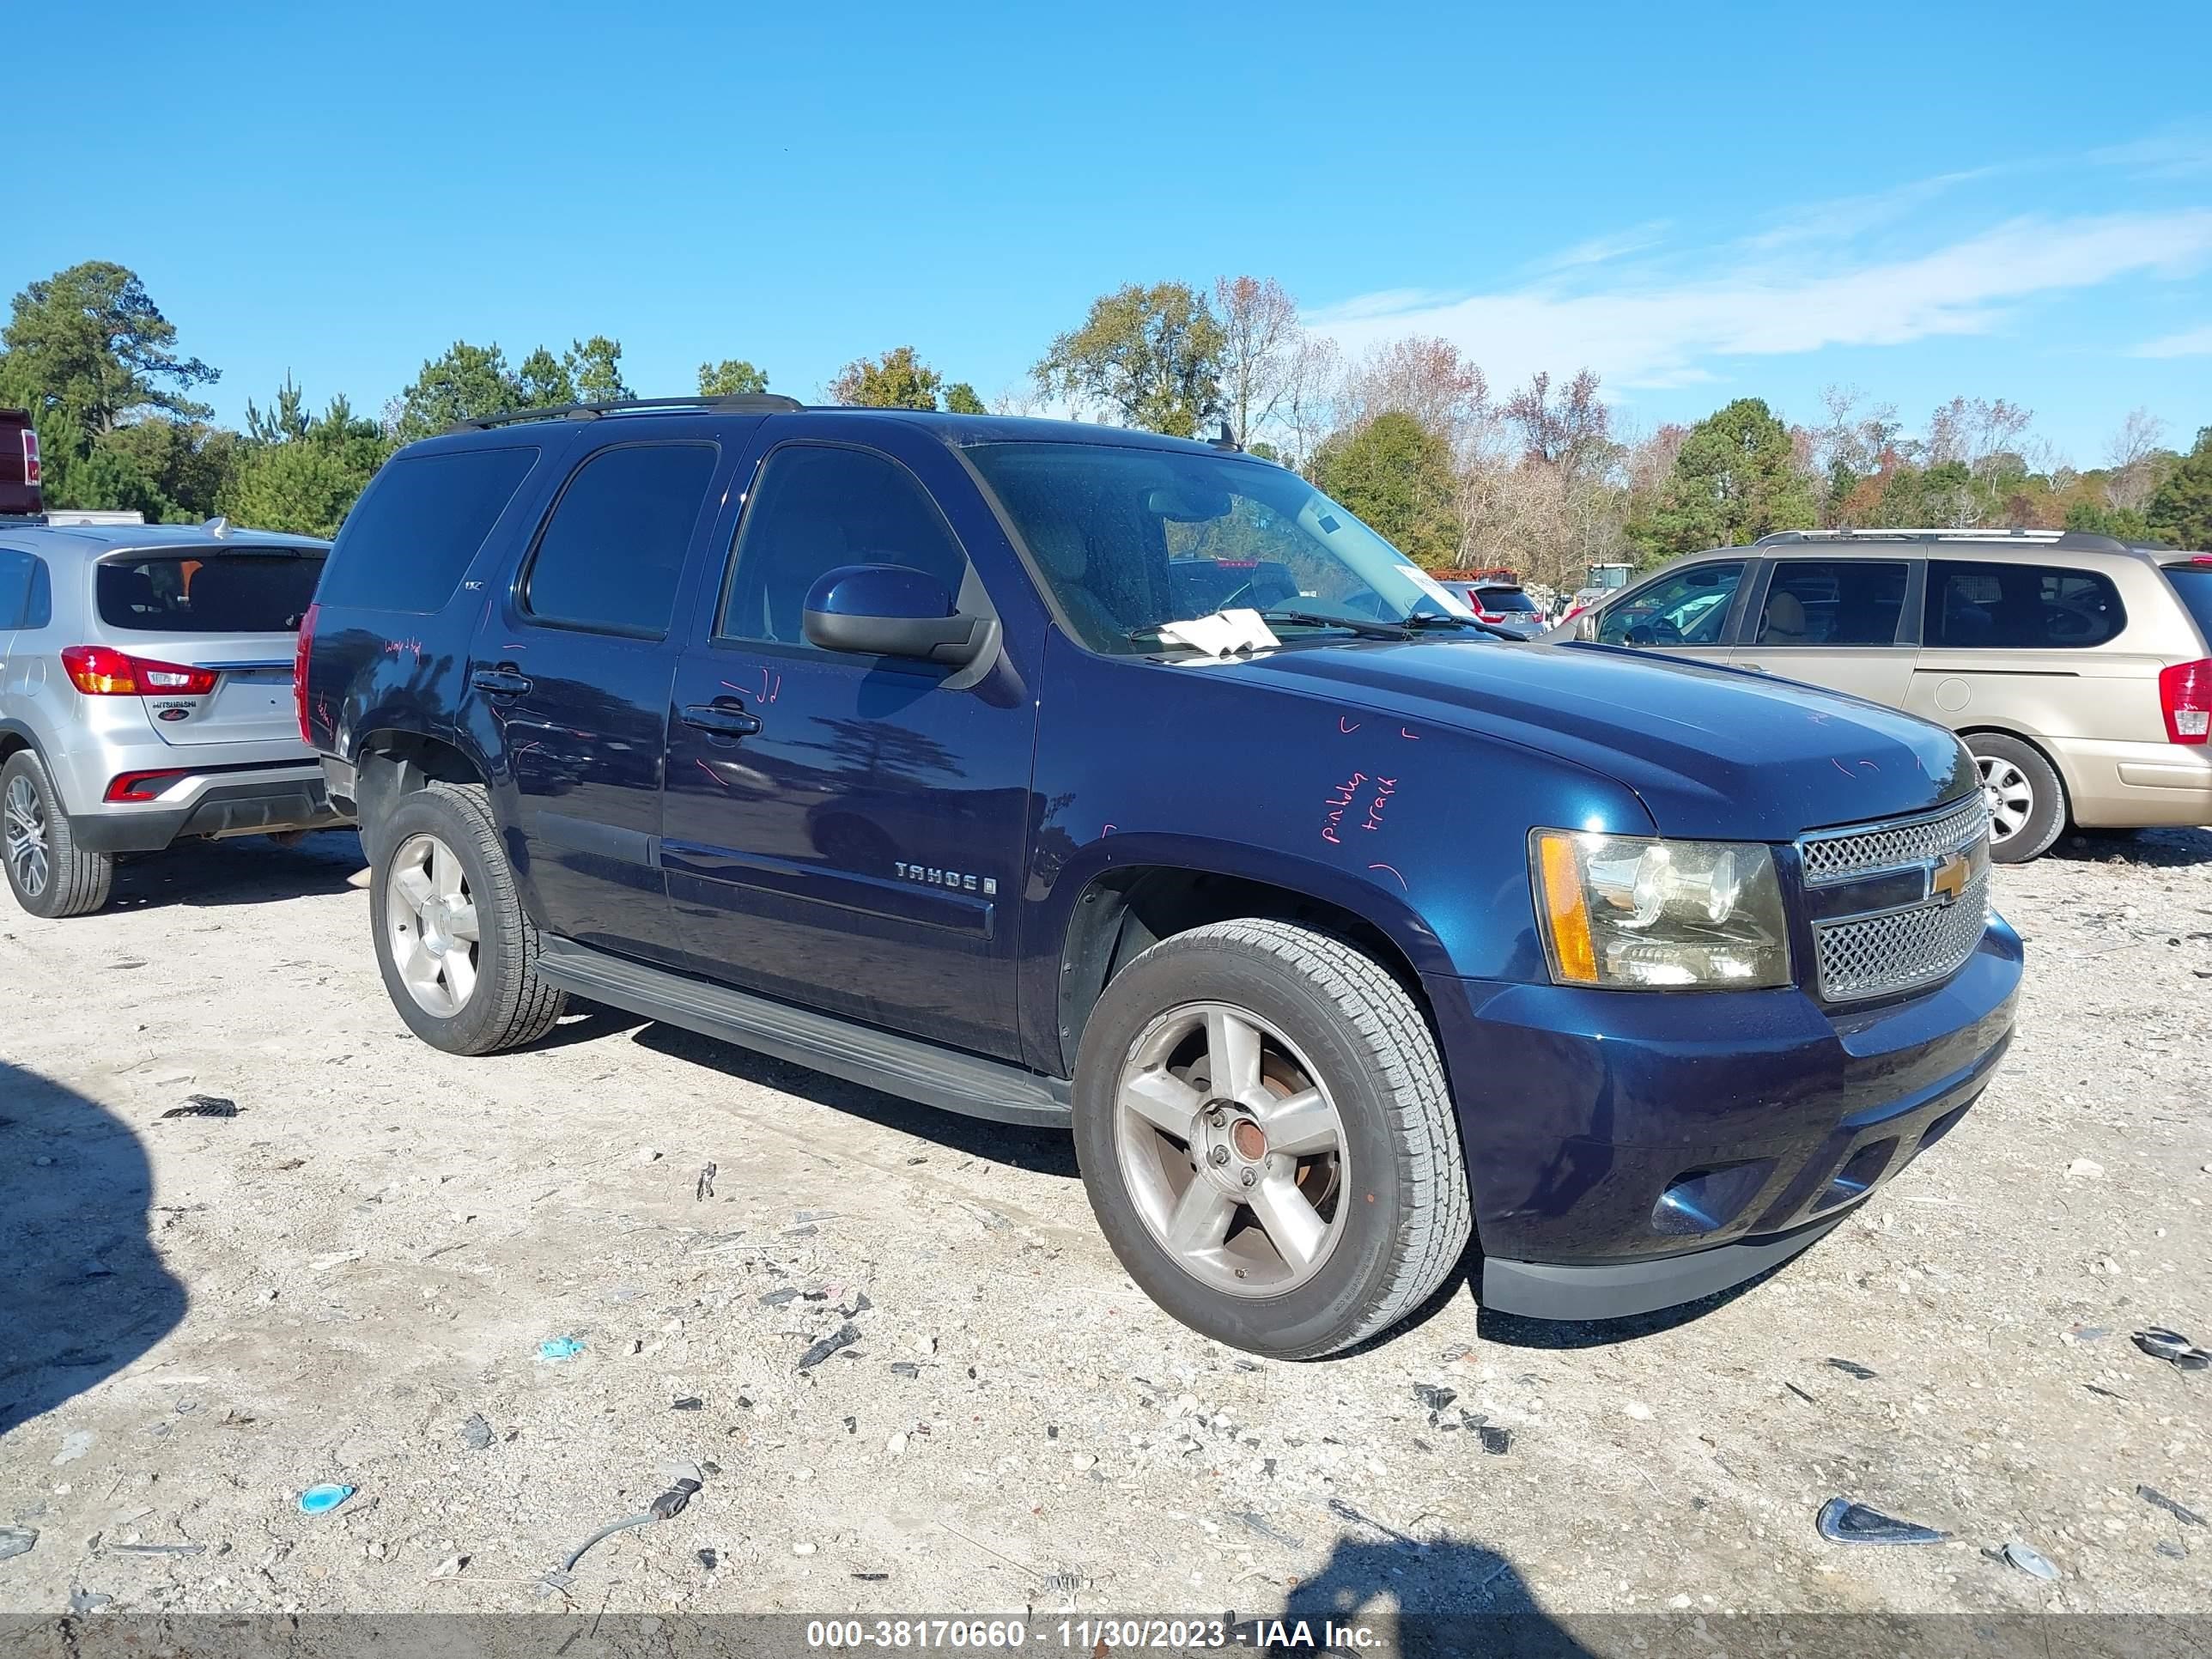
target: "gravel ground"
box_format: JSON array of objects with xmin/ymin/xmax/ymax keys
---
[{"xmin": 1, "ymin": 826, "xmax": 2207, "ymax": 1631}]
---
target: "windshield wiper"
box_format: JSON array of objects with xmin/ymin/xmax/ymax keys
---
[
  {"xmin": 1254, "ymin": 608, "xmax": 1413, "ymax": 641},
  {"xmin": 1402, "ymin": 612, "xmax": 1518, "ymax": 641}
]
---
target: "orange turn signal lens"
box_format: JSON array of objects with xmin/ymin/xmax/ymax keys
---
[{"xmin": 1533, "ymin": 830, "xmax": 1599, "ymax": 985}]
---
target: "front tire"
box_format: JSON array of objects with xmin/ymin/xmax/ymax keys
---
[
  {"xmin": 2, "ymin": 750, "xmax": 114, "ymax": 919},
  {"xmin": 1969, "ymin": 733, "xmax": 2064, "ymax": 864},
  {"xmin": 1073, "ymin": 919, "xmax": 1472, "ymax": 1359},
  {"xmin": 368, "ymin": 781, "xmax": 565, "ymax": 1054}
]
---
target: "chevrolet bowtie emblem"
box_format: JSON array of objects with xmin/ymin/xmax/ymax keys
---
[{"xmin": 1929, "ymin": 852, "xmax": 1971, "ymax": 905}]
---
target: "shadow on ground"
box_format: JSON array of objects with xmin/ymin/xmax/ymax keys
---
[
  {"xmin": 2049, "ymin": 824, "xmax": 2212, "ymax": 868},
  {"xmin": 0, "ymin": 1061, "xmax": 185, "ymax": 1438},
  {"xmin": 1276, "ymin": 1528, "xmax": 1591, "ymax": 1656},
  {"xmin": 105, "ymin": 830, "xmax": 366, "ymax": 914},
  {"xmin": 633, "ymin": 1021, "xmax": 1082, "ymax": 1178}
]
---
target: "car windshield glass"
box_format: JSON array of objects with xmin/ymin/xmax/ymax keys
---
[
  {"xmin": 964, "ymin": 441, "xmax": 1475, "ymax": 653},
  {"xmin": 95, "ymin": 551, "xmax": 325, "ymax": 633}
]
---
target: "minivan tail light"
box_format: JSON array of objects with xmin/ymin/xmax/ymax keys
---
[
  {"xmin": 61, "ymin": 646, "xmax": 219, "ymax": 697},
  {"xmin": 295, "ymin": 602, "xmax": 319, "ymax": 743},
  {"xmin": 2160, "ymin": 659, "xmax": 2212, "ymax": 744},
  {"xmin": 20, "ymin": 428, "xmax": 38, "ymax": 486}
]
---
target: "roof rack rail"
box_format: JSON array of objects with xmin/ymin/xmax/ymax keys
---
[
  {"xmin": 1753, "ymin": 526, "xmax": 2069, "ymax": 546},
  {"xmin": 453, "ymin": 394, "xmax": 803, "ymax": 432}
]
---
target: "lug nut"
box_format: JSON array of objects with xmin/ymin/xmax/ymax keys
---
[
  {"xmin": 1210, "ymin": 1146, "xmax": 1231, "ymax": 1165},
  {"xmin": 1240, "ymin": 1169, "xmax": 1257, "ymax": 1188}
]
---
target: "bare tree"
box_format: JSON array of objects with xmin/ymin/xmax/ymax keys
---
[
  {"xmin": 2104, "ymin": 406, "xmax": 2167, "ymax": 513},
  {"xmin": 1211, "ymin": 276, "xmax": 1302, "ymax": 448},
  {"xmin": 1276, "ymin": 332, "xmax": 1343, "ymax": 474}
]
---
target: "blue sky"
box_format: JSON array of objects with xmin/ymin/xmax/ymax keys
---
[{"xmin": 12, "ymin": 0, "xmax": 2210, "ymax": 462}]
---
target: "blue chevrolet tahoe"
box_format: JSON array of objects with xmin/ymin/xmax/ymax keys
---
[{"xmin": 300, "ymin": 397, "xmax": 2022, "ymax": 1359}]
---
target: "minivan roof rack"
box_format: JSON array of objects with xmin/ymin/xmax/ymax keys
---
[
  {"xmin": 1753, "ymin": 526, "xmax": 2168, "ymax": 558},
  {"xmin": 0, "ymin": 513, "xmax": 48, "ymax": 526},
  {"xmin": 1753, "ymin": 527, "xmax": 2069, "ymax": 546},
  {"xmin": 453, "ymin": 393, "xmax": 804, "ymax": 431}
]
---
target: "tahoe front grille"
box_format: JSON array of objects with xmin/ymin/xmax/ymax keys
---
[
  {"xmin": 1800, "ymin": 798, "xmax": 1993, "ymax": 1002},
  {"xmin": 1799, "ymin": 793, "xmax": 1987, "ymax": 887}
]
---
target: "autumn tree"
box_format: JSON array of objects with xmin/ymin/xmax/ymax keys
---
[
  {"xmin": 1034, "ymin": 282, "xmax": 1223, "ymax": 436},
  {"xmin": 1310, "ymin": 411, "xmax": 1462, "ymax": 567},
  {"xmin": 1338, "ymin": 336, "xmax": 1488, "ymax": 453},
  {"xmin": 2148, "ymin": 428, "xmax": 2212, "ymax": 550},
  {"xmin": 1631, "ymin": 398, "xmax": 1817, "ymax": 557},
  {"xmin": 698, "ymin": 358, "xmax": 770, "ymax": 398},
  {"xmin": 1503, "ymin": 369, "xmax": 1615, "ymax": 477},
  {"xmin": 1211, "ymin": 275, "xmax": 1300, "ymax": 447},
  {"xmin": 830, "ymin": 345, "xmax": 944, "ymax": 409}
]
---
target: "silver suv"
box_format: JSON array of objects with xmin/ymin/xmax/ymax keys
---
[{"xmin": 0, "ymin": 518, "xmax": 347, "ymax": 917}]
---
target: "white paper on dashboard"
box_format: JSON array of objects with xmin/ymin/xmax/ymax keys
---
[{"xmin": 1156, "ymin": 608, "xmax": 1281, "ymax": 657}]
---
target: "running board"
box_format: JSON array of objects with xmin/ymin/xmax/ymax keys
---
[{"xmin": 536, "ymin": 939, "xmax": 1072, "ymax": 1128}]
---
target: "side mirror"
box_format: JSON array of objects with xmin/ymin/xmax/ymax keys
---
[{"xmin": 802, "ymin": 563, "xmax": 993, "ymax": 665}]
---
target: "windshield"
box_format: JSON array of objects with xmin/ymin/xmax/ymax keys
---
[{"xmin": 965, "ymin": 441, "xmax": 1474, "ymax": 654}]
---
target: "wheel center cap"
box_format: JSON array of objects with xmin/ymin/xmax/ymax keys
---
[{"xmin": 1231, "ymin": 1119, "xmax": 1268, "ymax": 1161}]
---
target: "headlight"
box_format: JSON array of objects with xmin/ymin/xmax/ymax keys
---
[{"xmin": 1531, "ymin": 830, "xmax": 1791, "ymax": 989}]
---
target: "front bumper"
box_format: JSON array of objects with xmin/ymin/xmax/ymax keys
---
[
  {"xmin": 1429, "ymin": 915, "xmax": 2022, "ymax": 1321},
  {"xmin": 70, "ymin": 763, "xmax": 350, "ymax": 853}
]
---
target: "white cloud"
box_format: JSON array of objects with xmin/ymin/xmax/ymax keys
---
[
  {"xmin": 1309, "ymin": 210, "xmax": 2212, "ymax": 392},
  {"xmin": 2131, "ymin": 324, "xmax": 2212, "ymax": 358},
  {"xmin": 1522, "ymin": 222, "xmax": 1670, "ymax": 275}
]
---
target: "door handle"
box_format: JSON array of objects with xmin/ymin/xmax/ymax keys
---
[
  {"xmin": 472, "ymin": 665, "xmax": 534, "ymax": 697},
  {"xmin": 1737, "ymin": 662, "xmax": 1765, "ymax": 673},
  {"xmin": 682, "ymin": 700, "xmax": 763, "ymax": 738}
]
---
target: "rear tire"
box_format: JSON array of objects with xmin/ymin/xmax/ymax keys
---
[
  {"xmin": 368, "ymin": 781, "xmax": 565, "ymax": 1054},
  {"xmin": 1072, "ymin": 919, "xmax": 1472, "ymax": 1359},
  {"xmin": 2, "ymin": 750, "xmax": 114, "ymax": 919},
  {"xmin": 1968, "ymin": 733, "xmax": 2064, "ymax": 864}
]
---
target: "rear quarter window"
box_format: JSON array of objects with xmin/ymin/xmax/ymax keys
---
[
  {"xmin": 2161, "ymin": 567, "xmax": 2212, "ymax": 650},
  {"xmin": 1923, "ymin": 560, "xmax": 2125, "ymax": 649},
  {"xmin": 315, "ymin": 445, "xmax": 540, "ymax": 614},
  {"xmin": 97, "ymin": 552, "xmax": 324, "ymax": 633}
]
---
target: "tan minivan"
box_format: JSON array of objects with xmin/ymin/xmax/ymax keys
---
[{"xmin": 1557, "ymin": 529, "xmax": 2212, "ymax": 861}]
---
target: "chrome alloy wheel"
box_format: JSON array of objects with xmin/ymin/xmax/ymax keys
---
[
  {"xmin": 1113, "ymin": 1000, "xmax": 1349, "ymax": 1297},
  {"xmin": 3, "ymin": 774, "xmax": 49, "ymax": 897},
  {"xmin": 386, "ymin": 832, "xmax": 481, "ymax": 1017},
  {"xmin": 1978, "ymin": 755, "xmax": 2033, "ymax": 846}
]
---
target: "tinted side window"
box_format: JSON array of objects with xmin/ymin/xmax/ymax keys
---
[
  {"xmin": 0, "ymin": 550, "xmax": 29, "ymax": 629},
  {"xmin": 1597, "ymin": 562, "xmax": 1744, "ymax": 646},
  {"xmin": 317, "ymin": 446, "xmax": 540, "ymax": 614},
  {"xmin": 1756, "ymin": 560, "xmax": 1908, "ymax": 647},
  {"xmin": 719, "ymin": 446, "xmax": 969, "ymax": 647},
  {"xmin": 1924, "ymin": 561, "xmax": 2125, "ymax": 650},
  {"xmin": 523, "ymin": 444, "xmax": 720, "ymax": 637},
  {"xmin": 22, "ymin": 556, "xmax": 49, "ymax": 629}
]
